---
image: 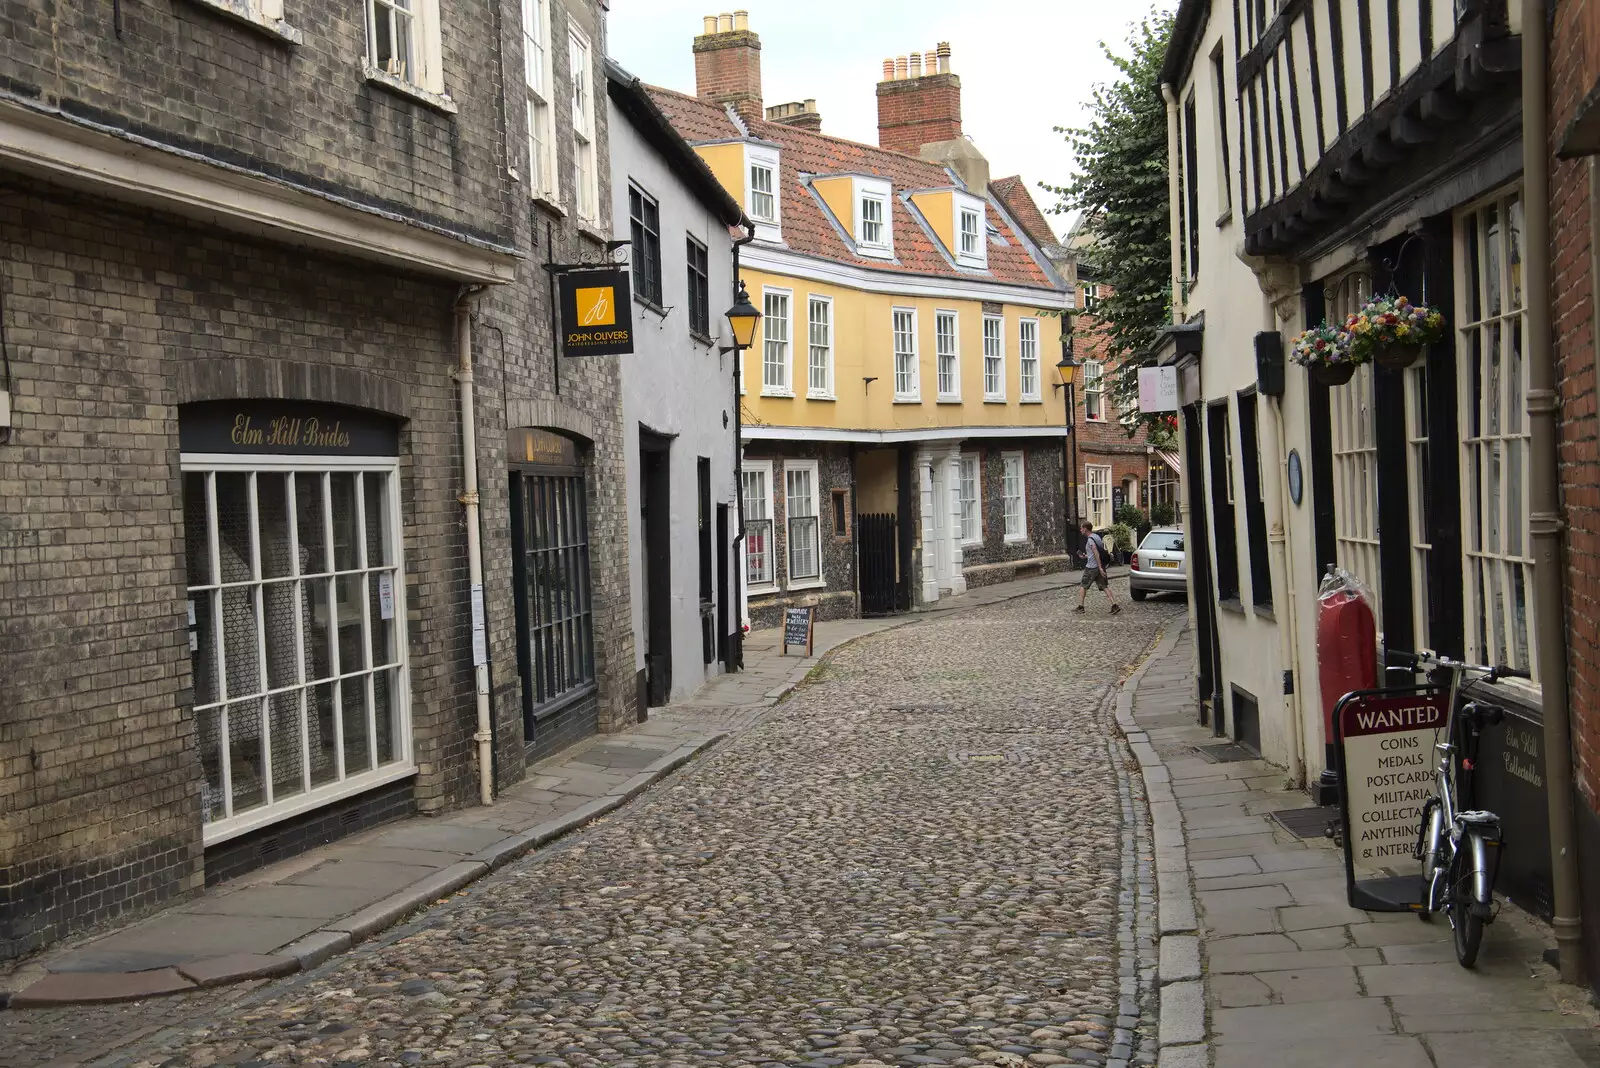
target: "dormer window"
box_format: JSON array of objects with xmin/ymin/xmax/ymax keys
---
[
  {"xmin": 859, "ymin": 193, "xmax": 887, "ymax": 248},
  {"xmin": 959, "ymin": 208, "xmax": 981, "ymax": 256},
  {"xmin": 750, "ymin": 162, "xmax": 776, "ymax": 221},
  {"xmin": 953, "ymin": 192, "xmax": 988, "ymax": 269},
  {"xmin": 852, "ymin": 176, "xmax": 894, "ymax": 260},
  {"xmin": 745, "ymin": 144, "xmax": 782, "ymax": 242}
]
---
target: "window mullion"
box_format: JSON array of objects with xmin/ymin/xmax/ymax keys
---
[
  {"xmin": 286, "ymin": 472, "xmax": 311, "ymax": 795},
  {"xmin": 323, "ymin": 472, "xmax": 345, "ymax": 782}
]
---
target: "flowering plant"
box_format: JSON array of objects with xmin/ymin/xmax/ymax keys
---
[
  {"xmin": 1344, "ymin": 295, "xmax": 1445, "ymax": 362},
  {"xmin": 1289, "ymin": 321, "xmax": 1356, "ymax": 368}
]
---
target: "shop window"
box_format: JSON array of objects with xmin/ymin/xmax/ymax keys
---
[
  {"xmin": 1087, "ymin": 463, "xmax": 1112, "ymax": 529},
  {"xmin": 957, "ymin": 454, "xmax": 981, "ymax": 543},
  {"xmin": 1328, "ymin": 272, "xmax": 1384, "ymax": 615},
  {"xmin": 742, "ymin": 460, "xmax": 775, "ymax": 588}
]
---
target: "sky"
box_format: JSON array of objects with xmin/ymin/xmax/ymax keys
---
[{"xmin": 605, "ymin": 0, "xmax": 1175, "ymax": 240}]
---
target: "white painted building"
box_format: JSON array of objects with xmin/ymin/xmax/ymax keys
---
[{"xmin": 608, "ymin": 60, "xmax": 748, "ymax": 708}]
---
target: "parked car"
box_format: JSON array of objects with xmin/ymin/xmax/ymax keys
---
[{"xmin": 1130, "ymin": 527, "xmax": 1186, "ymax": 601}]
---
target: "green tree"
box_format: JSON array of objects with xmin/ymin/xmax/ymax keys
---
[{"xmin": 1043, "ymin": 9, "xmax": 1175, "ymax": 443}]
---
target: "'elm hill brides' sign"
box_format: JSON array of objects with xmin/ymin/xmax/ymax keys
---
[{"xmin": 179, "ymin": 400, "xmax": 399, "ymax": 456}]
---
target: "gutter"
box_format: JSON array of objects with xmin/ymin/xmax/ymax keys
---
[
  {"xmin": 454, "ymin": 286, "xmax": 494, "ymax": 807},
  {"xmin": 1523, "ymin": 0, "xmax": 1583, "ymax": 984}
]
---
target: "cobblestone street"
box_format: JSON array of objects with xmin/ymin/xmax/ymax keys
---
[{"xmin": 5, "ymin": 586, "xmax": 1180, "ymax": 1068}]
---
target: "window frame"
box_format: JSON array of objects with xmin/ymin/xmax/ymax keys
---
[
  {"xmin": 760, "ymin": 287, "xmax": 793, "ymax": 396},
  {"xmin": 957, "ymin": 453, "xmax": 982, "ymax": 545},
  {"xmin": 1018, "ymin": 318, "xmax": 1041, "ymax": 402},
  {"xmin": 982, "ymin": 314, "xmax": 1006, "ymax": 401},
  {"xmin": 954, "ymin": 192, "xmax": 988, "ymax": 269},
  {"xmin": 1086, "ymin": 463, "xmax": 1113, "ymax": 530},
  {"xmin": 807, "ymin": 295, "xmax": 835, "ymax": 399},
  {"xmin": 1327, "ymin": 272, "xmax": 1383, "ymax": 621},
  {"xmin": 746, "ymin": 146, "xmax": 782, "ymax": 238},
  {"xmin": 1002, "ymin": 451, "xmax": 1028, "ymax": 543},
  {"xmin": 568, "ymin": 26, "xmax": 600, "ymax": 226},
  {"xmin": 182, "ymin": 455, "xmax": 413, "ymax": 848},
  {"xmin": 522, "ymin": 0, "xmax": 558, "ymax": 203},
  {"xmin": 935, "ymin": 309, "xmax": 961, "ymax": 401},
  {"xmin": 741, "ymin": 460, "xmax": 777, "ymax": 592},
  {"xmin": 892, "ymin": 306, "xmax": 921, "ymax": 402},
  {"xmin": 687, "ymin": 235, "xmax": 710, "ymax": 337},
  {"xmin": 1082, "ymin": 359, "xmax": 1106, "ymax": 421},
  {"xmin": 628, "ymin": 184, "xmax": 663, "ymax": 306},
  {"xmin": 1211, "ymin": 42, "xmax": 1233, "ymax": 223},
  {"xmin": 784, "ymin": 460, "xmax": 824, "ymax": 588},
  {"xmin": 366, "ymin": 0, "xmax": 444, "ymax": 95},
  {"xmin": 1405, "ymin": 364, "xmax": 1433, "ymax": 651}
]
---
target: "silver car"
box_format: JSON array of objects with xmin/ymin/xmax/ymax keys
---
[{"xmin": 1130, "ymin": 527, "xmax": 1187, "ymax": 600}]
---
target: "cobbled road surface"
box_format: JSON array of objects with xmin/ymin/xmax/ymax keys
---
[{"xmin": 7, "ymin": 587, "xmax": 1183, "ymax": 1068}]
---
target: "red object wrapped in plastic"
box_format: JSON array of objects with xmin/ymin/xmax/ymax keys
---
[{"xmin": 1317, "ymin": 567, "xmax": 1378, "ymax": 745}]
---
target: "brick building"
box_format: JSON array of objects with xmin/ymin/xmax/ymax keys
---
[{"xmin": 0, "ymin": 0, "xmax": 637, "ymax": 963}]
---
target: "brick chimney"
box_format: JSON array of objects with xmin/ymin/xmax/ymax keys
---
[
  {"xmin": 766, "ymin": 99, "xmax": 822, "ymax": 132},
  {"xmin": 694, "ymin": 11, "xmax": 762, "ymax": 123},
  {"xmin": 876, "ymin": 43, "xmax": 961, "ymax": 155}
]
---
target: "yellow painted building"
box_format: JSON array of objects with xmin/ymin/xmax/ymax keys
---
[{"xmin": 649, "ymin": 16, "xmax": 1072, "ymax": 623}]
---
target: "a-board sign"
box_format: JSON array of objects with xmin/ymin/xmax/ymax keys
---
[
  {"xmin": 1333, "ymin": 687, "xmax": 1447, "ymax": 912},
  {"xmin": 781, "ymin": 606, "xmax": 814, "ymax": 657}
]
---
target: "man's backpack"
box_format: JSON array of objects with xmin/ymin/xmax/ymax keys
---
[{"xmin": 1089, "ymin": 532, "xmax": 1111, "ymax": 571}]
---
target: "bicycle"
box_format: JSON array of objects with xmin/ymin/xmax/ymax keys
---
[{"xmin": 1389, "ymin": 649, "xmax": 1528, "ymax": 967}]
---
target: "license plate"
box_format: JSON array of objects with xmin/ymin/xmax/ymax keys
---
[{"xmin": 1154, "ymin": 560, "xmax": 1179, "ymax": 569}]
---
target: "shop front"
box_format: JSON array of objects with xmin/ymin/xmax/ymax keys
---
[{"xmin": 178, "ymin": 400, "xmax": 413, "ymax": 856}]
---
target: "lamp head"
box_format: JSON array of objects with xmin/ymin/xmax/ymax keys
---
[{"xmin": 725, "ymin": 281, "xmax": 762, "ymax": 350}]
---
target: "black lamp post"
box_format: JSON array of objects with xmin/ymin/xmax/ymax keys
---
[
  {"xmin": 723, "ymin": 280, "xmax": 762, "ymax": 671},
  {"xmin": 1055, "ymin": 317, "xmax": 1082, "ymax": 562}
]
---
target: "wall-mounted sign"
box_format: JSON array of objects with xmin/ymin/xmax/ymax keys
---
[
  {"xmin": 1139, "ymin": 366, "xmax": 1180, "ymax": 412},
  {"xmin": 179, "ymin": 400, "xmax": 400, "ymax": 456},
  {"xmin": 559, "ymin": 268, "xmax": 634, "ymax": 357},
  {"xmin": 508, "ymin": 428, "xmax": 580, "ymax": 468},
  {"xmin": 1287, "ymin": 449, "xmax": 1304, "ymax": 506}
]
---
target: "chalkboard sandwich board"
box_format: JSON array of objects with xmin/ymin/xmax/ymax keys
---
[{"xmin": 782, "ymin": 606, "xmax": 815, "ymax": 657}]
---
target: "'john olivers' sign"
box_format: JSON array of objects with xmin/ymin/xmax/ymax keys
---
[
  {"xmin": 558, "ymin": 268, "xmax": 634, "ymax": 357},
  {"xmin": 1338, "ymin": 692, "xmax": 1448, "ymax": 876}
]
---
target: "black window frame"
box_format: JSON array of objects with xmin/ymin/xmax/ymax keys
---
[
  {"xmin": 1207, "ymin": 400, "xmax": 1241, "ymax": 603},
  {"xmin": 629, "ymin": 184, "xmax": 662, "ymax": 306},
  {"xmin": 1183, "ymin": 92, "xmax": 1201, "ymax": 283},
  {"xmin": 1211, "ymin": 43, "xmax": 1232, "ymax": 220},
  {"xmin": 687, "ymin": 235, "xmax": 710, "ymax": 337},
  {"xmin": 1236, "ymin": 390, "xmax": 1273, "ymax": 610}
]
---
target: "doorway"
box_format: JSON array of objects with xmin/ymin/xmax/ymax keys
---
[
  {"xmin": 640, "ymin": 431, "xmax": 672, "ymax": 708},
  {"xmin": 1183, "ymin": 403, "xmax": 1224, "ymax": 731}
]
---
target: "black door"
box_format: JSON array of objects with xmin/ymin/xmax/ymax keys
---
[
  {"xmin": 859, "ymin": 513, "xmax": 897, "ymax": 616},
  {"xmin": 640, "ymin": 434, "xmax": 672, "ymax": 708},
  {"xmin": 717, "ymin": 503, "xmax": 732, "ymax": 670},
  {"xmin": 1183, "ymin": 403, "xmax": 1224, "ymax": 730}
]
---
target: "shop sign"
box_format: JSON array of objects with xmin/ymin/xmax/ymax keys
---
[
  {"xmin": 559, "ymin": 268, "xmax": 634, "ymax": 357},
  {"xmin": 1337, "ymin": 691, "xmax": 1446, "ymax": 877},
  {"xmin": 1139, "ymin": 366, "xmax": 1180, "ymax": 412},
  {"xmin": 179, "ymin": 400, "xmax": 400, "ymax": 456},
  {"xmin": 509, "ymin": 428, "xmax": 579, "ymax": 468},
  {"xmin": 1469, "ymin": 709, "xmax": 1554, "ymax": 920}
]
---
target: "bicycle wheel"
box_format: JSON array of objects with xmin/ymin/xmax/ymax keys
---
[{"xmin": 1448, "ymin": 842, "xmax": 1484, "ymax": 968}]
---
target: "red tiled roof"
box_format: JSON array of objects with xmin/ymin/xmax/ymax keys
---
[
  {"xmin": 990, "ymin": 175, "xmax": 1058, "ymax": 251},
  {"xmin": 647, "ymin": 85, "xmax": 1061, "ymax": 294}
]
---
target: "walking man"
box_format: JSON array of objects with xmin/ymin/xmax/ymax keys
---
[{"xmin": 1077, "ymin": 520, "xmax": 1120, "ymax": 614}]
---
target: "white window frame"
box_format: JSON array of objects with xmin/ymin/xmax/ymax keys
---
[
  {"xmin": 761, "ymin": 287, "xmax": 793, "ymax": 397},
  {"xmin": 892, "ymin": 307, "xmax": 920, "ymax": 402},
  {"xmin": 1018, "ymin": 318, "xmax": 1041, "ymax": 401},
  {"xmin": 955, "ymin": 193, "xmax": 988, "ymax": 269},
  {"xmin": 1405, "ymin": 365, "xmax": 1433, "ymax": 653},
  {"xmin": 182, "ymin": 454, "xmax": 414, "ymax": 847},
  {"xmin": 807, "ymin": 295, "xmax": 834, "ymax": 399},
  {"xmin": 1002, "ymin": 451, "xmax": 1028, "ymax": 542},
  {"xmin": 1082, "ymin": 284, "xmax": 1101, "ymax": 314},
  {"xmin": 935, "ymin": 310, "xmax": 961, "ymax": 401},
  {"xmin": 1087, "ymin": 463, "xmax": 1113, "ymax": 530},
  {"xmin": 983, "ymin": 314, "xmax": 1006, "ymax": 401},
  {"xmin": 741, "ymin": 460, "xmax": 777, "ymax": 592},
  {"xmin": 747, "ymin": 146, "xmax": 782, "ymax": 241},
  {"xmin": 1082, "ymin": 359, "xmax": 1106, "ymax": 421},
  {"xmin": 1457, "ymin": 187, "xmax": 1535, "ymax": 683},
  {"xmin": 853, "ymin": 177, "xmax": 894, "ymax": 259},
  {"xmin": 522, "ymin": 0, "xmax": 558, "ymax": 203},
  {"xmin": 569, "ymin": 26, "xmax": 600, "ymax": 226},
  {"xmin": 365, "ymin": 0, "xmax": 445, "ymax": 95},
  {"xmin": 784, "ymin": 460, "xmax": 823, "ymax": 589},
  {"xmin": 1328, "ymin": 272, "xmax": 1383, "ymax": 622},
  {"xmin": 957, "ymin": 454, "xmax": 981, "ymax": 545}
]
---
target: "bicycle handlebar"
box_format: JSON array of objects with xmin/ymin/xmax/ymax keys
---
[{"xmin": 1386, "ymin": 648, "xmax": 1529, "ymax": 683}]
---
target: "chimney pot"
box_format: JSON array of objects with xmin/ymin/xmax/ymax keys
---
[
  {"xmin": 937, "ymin": 41, "xmax": 953, "ymax": 73},
  {"xmin": 733, "ymin": 9, "xmax": 748, "ymax": 30},
  {"xmin": 895, "ymin": 55, "xmax": 908, "ymax": 79},
  {"xmin": 804, "ymin": 98, "xmax": 816, "ymax": 109},
  {"xmin": 909, "ymin": 52, "xmax": 923, "ymax": 78},
  {"xmin": 703, "ymin": 15, "xmax": 717, "ymax": 33},
  {"xmin": 717, "ymin": 12, "xmax": 733, "ymax": 32},
  {"xmin": 882, "ymin": 58, "xmax": 895, "ymax": 80}
]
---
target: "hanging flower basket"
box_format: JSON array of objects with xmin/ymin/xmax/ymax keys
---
[
  {"xmin": 1289, "ymin": 321, "xmax": 1360, "ymax": 385},
  {"xmin": 1345, "ymin": 295, "xmax": 1445, "ymax": 370}
]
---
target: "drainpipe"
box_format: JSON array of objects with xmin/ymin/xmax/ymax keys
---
[
  {"xmin": 1161, "ymin": 83, "xmax": 1183, "ymax": 325},
  {"xmin": 1270, "ymin": 395, "xmax": 1306, "ymax": 788},
  {"xmin": 732, "ymin": 221, "xmax": 755, "ymax": 663},
  {"xmin": 455, "ymin": 287, "xmax": 494, "ymax": 807},
  {"xmin": 1524, "ymin": 0, "xmax": 1583, "ymax": 984}
]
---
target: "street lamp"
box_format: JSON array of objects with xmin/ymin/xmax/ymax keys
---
[
  {"xmin": 1055, "ymin": 317, "xmax": 1082, "ymax": 561},
  {"xmin": 724, "ymin": 280, "xmax": 762, "ymax": 673}
]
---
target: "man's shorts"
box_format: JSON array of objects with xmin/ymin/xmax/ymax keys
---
[{"xmin": 1081, "ymin": 567, "xmax": 1109, "ymax": 590}]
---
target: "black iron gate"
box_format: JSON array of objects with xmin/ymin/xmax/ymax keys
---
[{"xmin": 859, "ymin": 512, "xmax": 897, "ymax": 616}]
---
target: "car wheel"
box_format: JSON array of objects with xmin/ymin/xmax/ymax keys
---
[{"xmin": 1130, "ymin": 588, "xmax": 1148, "ymax": 602}]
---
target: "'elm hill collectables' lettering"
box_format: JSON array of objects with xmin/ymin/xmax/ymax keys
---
[
  {"xmin": 179, "ymin": 401, "xmax": 400, "ymax": 456},
  {"xmin": 558, "ymin": 268, "xmax": 635, "ymax": 357}
]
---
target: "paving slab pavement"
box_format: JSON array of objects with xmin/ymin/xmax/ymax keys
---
[
  {"xmin": 1124, "ymin": 624, "xmax": 1600, "ymax": 1067},
  {"xmin": 2, "ymin": 564, "xmax": 1096, "ymax": 1012}
]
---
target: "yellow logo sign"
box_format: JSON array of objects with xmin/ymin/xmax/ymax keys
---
[{"xmin": 575, "ymin": 286, "xmax": 615, "ymax": 327}]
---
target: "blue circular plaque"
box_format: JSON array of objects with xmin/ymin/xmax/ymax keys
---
[{"xmin": 1288, "ymin": 449, "xmax": 1304, "ymax": 506}]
